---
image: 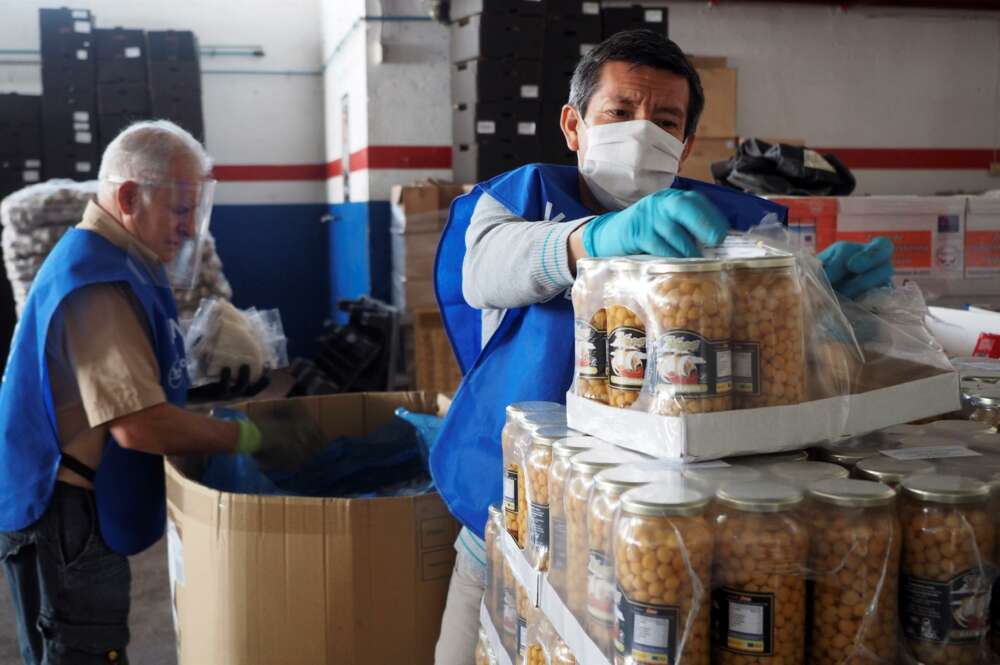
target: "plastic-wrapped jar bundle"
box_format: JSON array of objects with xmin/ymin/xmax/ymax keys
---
[
  {"xmin": 485, "ymin": 504, "xmax": 503, "ymax": 626},
  {"xmin": 566, "ymin": 448, "xmax": 646, "ymax": 619},
  {"xmin": 959, "ymin": 376, "xmax": 1000, "ymax": 430},
  {"xmin": 765, "ymin": 460, "xmax": 848, "ymax": 488},
  {"xmin": 548, "ymin": 436, "xmax": 606, "ymax": 600},
  {"xmin": 644, "ymin": 258, "xmax": 733, "ymax": 416},
  {"xmin": 520, "ymin": 424, "xmax": 575, "ymax": 551},
  {"xmin": 605, "ymin": 259, "xmax": 648, "ymax": 409},
  {"xmin": 854, "ymin": 456, "xmax": 935, "ymax": 488},
  {"xmin": 711, "ymin": 482, "xmax": 808, "ymax": 665},
  {"xmin": 475, "ymin": 626, "xmax": 496, "ymax": 665},
  {"xmin": 899, "ymin": 474, "xmax": 995, "ymax": 665},
  {"xmin": 807, "ymin": 479, "xmax": 899, "ymax": 665},
  {"xmin": 730, "ymin": 256, "xmax": 806, "ymax": 409},
  {"xmin": 503, "ymin": 403, "xmax": 565, "ymax": 546},
  {"xmin": 586, "ymin": 463, "xmax": 684, "ymax": 656},
  {"xmin": 682, "ymin": 464, "xmax": 763, "ymax": 496},
  {"xmin": 613, "ymin": 482, "xmax": 713, "ymax": 665},
  {"xmin": 515, "ymin": 579, "xmax": 532, "ymax": 662},
  {"xmin": 573, "ymin": 257, "xmax": 610, "ymax": 404},
  {"xmin": 816, "ymin": 434, "xmax": 892, "ymax": 470}
]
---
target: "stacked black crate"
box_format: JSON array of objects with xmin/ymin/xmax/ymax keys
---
[
  {"xmin": 96, "ymin": 28, "xmax": 150, "ymax": 153},
  {"xmin": 542, "ymin": 0, "xmax": 602, "ymax": 166},
  {"xmin": 0, "ymin": 94, "xmax": 43, "ymax": 199},
  {"xmin": 147, "ymin": 30, "xmax": 204, "ymax": 142},
  {"xmin": 40, "ymin": 7, "xmax": 99, "ymax": 180},
  {"xmin": 600, "ymin": 3, "xmax": 668, "ymax": 39},
  {"xmin": 450, "ymin": 1, "xmax": 544, "ymax": 182}
]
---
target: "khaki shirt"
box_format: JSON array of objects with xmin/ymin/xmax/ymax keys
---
[{"xmin": 48, "ymin": 201, "xmax": 167, "ymax": 488}]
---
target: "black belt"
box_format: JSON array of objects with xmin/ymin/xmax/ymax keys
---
[{"xmin": 60, "ymin": 452, "xmax": 97, "ymax": 484}]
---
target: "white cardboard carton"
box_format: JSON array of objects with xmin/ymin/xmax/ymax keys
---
[{"xmin": 965, "ymin": 196, "xmax": 1000, "ymax": 278}]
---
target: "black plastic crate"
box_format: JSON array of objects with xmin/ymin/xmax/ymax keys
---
[
  {"xmin": 98, "ymin": 83, "xmax": 150, "ymax": 116},
  {"xmin": 42, "ymin": 143, "xmax": 99, "ymax": 180},
  {"xmin": 547, "ymin": 0, "xmax": 601, "ymax": 19},
  {"xmin": 148, "ymin": 60, "xmax": 201, "ymax": 90},
  {"xmin": 451, "ymin": 14, "xmax": 545, "ymax": 63},
  {"xmin": 452, "ymin": 137, "xmax": 542, "ymax": 182},
  {"xmin": 147, "ymin": 31, "xmax": 198, "ymax": 62},
  {"xmin": 600, "ymin": 4, "xmax": 668, "ymax": 39},
  {"xmin": 543, "ymin": 15, "xmax": 602, "ymax": 62},
  {"xmin": 0, "ymin": 129, "xmax": 44, "ymax": 158},
  {"xmin": 147, "ymin": 101, "xmax": 204, "ymax": 142},
  {"xmin": 41, "ymin": 60, "xmax": 97, "ymax": 96},
  {"xmin": 450, "ymin": 0, "xmax": 547, "ymax": 21},
  {"xmin": 39, "ymin": 7, "xmax": 94, "ymax": 36},
  {"xmin": 541, "ymin": 55, "xmax": 578, "ymax": 104},
  {"xmin": 452, "ymin": 59, "xmax": 543, "ymax": 105},
  {"xmin": 98, "ymin": 112, "xmax": 150, "ymax": 150},
  {"xmin": 541, "ymin": 103, "xmax": 576, "ymax": 164},
  {"xmin": 95, "ymin": 28, "xmax": 146, "ymax": 61},
  {"xmin": 0, "ymin": 94, "xmax": 42, "ymax": 128},
  {"xmin": 453, "ymin": 101, "xmax": 542, "ymax": 145},
  {"xmin": 41, "ymin": 31, "xmax": 94, "ymax": 61},
  {"xmin": 97, "ymin": 59, "xmax": 148, "ymax": 85}
]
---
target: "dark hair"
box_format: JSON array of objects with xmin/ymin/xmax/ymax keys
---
[{"xmin": 568, "ymin": 29, "xmax": 704, "ymax": 139}]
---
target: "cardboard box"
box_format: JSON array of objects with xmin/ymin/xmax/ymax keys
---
[
  {"xmin": 836, "ymin": 196, "xmax": 966, "ymax": 279},
  {"xmin": 965, "ymin": 196, "xmax": 1000, "ymax": 278},
  {"xmin": 768, "ymin": 196, "xmax": 838, "ymax": 254},
  {"xmin": 694, "ymin": 66, "xmax": 736, "ymax": 138},
  {"xmin": 678, "ymin": 137, "xmax": 735, "ymax": 183},
  {"xmin": 166, "ymin": 391, "xmax": 460, "ymax": 665}
]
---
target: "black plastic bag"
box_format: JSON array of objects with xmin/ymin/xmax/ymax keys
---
[{"xmin": 711, "ymin": 138, "xmax": 856, "ymax": 196}]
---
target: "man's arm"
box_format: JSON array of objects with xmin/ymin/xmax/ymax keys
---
[
  {"xmin": 109, "ymin": 403, "xmax": 239, "ymax": 455},
  {"xmin": 462, "ymin": 192, "xmax": 594, "ymax": 310}
]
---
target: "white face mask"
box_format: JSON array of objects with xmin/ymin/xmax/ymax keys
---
[{"xmin": 578, "ymin": 117, "xmax": 686, "ymax": 211}]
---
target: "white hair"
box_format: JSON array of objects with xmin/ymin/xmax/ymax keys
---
[{"xmin": 97, "ymin": 120, "xmax": 212, "ymax": 198}]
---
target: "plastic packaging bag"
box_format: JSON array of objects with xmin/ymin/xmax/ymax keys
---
[{"xmin": 184, "ymin": 298, "xmax": 288, "ymax": 387}]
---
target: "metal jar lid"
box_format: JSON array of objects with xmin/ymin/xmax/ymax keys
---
[
  {"xmin": 926, "ymin": 420, "xmax": 994, "ymax": 436},
  {"xmin": 855, "ymin": 456, "xmax": 935, "ymax": 485},
  {"xmin": 570, "ymin": 448, "xmax": 646, "ymax": 477},
  {"xmin": 642, "ymin": 257, "xmax": 723, "ymax": 275},
  {"xmin": 682, "ymin": 464, "xmax": 763, "ymax": 485},
  {"xmin": 732, "ymin": 449, "xmax": 810, "ymax": 466},
  {"xmin": 553, "ymin": 436, "xmax": 605, "ymax": 459},
  {"xmin": 576, "ymin": 257, "xmax": 606, "ymax": 272},
  {"xmin": 621, "ymin": 482, "xmax": 710, "ymax": 517},
  {"xmin": 594, "ymin": 462, "xmax": 683, "ymax": 494},
  {"xmin": 532, "ymin": 425, "xmax": 578, "ymax": 447},
  {"xmin": 901, "ymin": 474, "xmax": 990, "ymax": 504},
  {"xmin": 808, "ymin": 478, "xmax": 897, "ymax": 508},
  {"xmin": 879, "ymin": 424, "xmax": 927, "ymax": 440},
  {"xmin": 730, "ymin": 255, "xmax": 797, "ymax": 271},
  {"xmin": 816, "ymin": 436, "xmax": 886, "ymax": 465},
  {"xmin": 716, "ymin": 481, "xmax": 803, "ymax": 513},
  {"xmin": 506, "ymin": 401, "xmax": 562, "ymax": 423},
  {"xmin": 523, "ymin": 410, "xmax": 569, "ymax": 432},
  {"xmin": 608, "ymin": 257, "xmax": 642, "ymax": 273},
  {"xmin": 768, "ymin": 461, "xmax": 849, "ymax": 486},
  {"xmin": 488, "ymin": 503, "xmax": 501, "ymax": 518}
]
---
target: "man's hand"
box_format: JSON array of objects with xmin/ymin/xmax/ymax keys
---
[
  {"xmin": 818, "ymin": 237, "xmax": 894, "ymax": 299},
  {"xmin": 582, "ymin": 189, "xmax": 729, "ymax": 258},
  {"xmin": 228, "ymin": 402, "xmax": 325, "ymax": 471},
  {"xmin": 188, "ymin": 365, "xmax": 270, "ymax": 403}
]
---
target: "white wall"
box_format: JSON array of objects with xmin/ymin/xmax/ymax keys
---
[
  {"xmin": 0, "ymin": 0, "xmax": 326, "ymax": 204},
  {"xmin": 664, "ymin": 1, "xmax": 1000, "ymax": 195}
]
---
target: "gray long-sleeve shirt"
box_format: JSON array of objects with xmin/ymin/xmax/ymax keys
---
[{"xmin": 462, "ymin": 192, "xmax": 594, "ymax": 347}]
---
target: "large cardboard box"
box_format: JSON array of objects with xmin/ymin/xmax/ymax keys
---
[
  {"xmin": 391, "ymin": 182, "xmax": 470, "ymax": 311},
  {"xmin": 965, "ymin": 196, "xmax": 1000, "ymax": 279},
  {"xmin": 678, "ymin": 137, "xmax": 735, "ymax": 183},
  {"xmin": 166, "ymin": 391, "xmax": 460, "ymax": 665},
  {"xmin": 768, "ymin": 196, "xmax": 838, "ymax": 254},
  {"xmin": 836, "ymin": 196, "xmax": 966, "ymax": 279},
  {"xmin": 694, "ymin": 66, "xmax": 736, "ymax": 138}
]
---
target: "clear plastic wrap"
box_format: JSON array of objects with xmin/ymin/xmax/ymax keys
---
[
  {"xmin": 854, "ymin": 457, "xmax": 935, "ymax": 487},
  {"xmin": 711, "ymin": 481, "xmax": 808, "ymax": 664},
  {"xmin": 501, "ymin": 402, "xmax": 563, "ymax": 545},
  {"xmin": 951, "ymin": 358, "xmax": 1000, "ymax": 430},
  {"xmin": 502, "ymin": 557, "xmax": 517, "ymax": 657},
  {"xmin": 898, "ymin": 475, "xmax": 995, "ymax": 665},
  {"xmin": 763, "ymin": 460, "xmax": 849, "ymax": 488},
  {"xmin": 183, "ymin": 298, "xmax": 288, "ymax": 387},
  {"xmin": 573, "ymin": 257, "xmax": 610, "ymax": 404},
  {"xmin": 807, "ymin": 478, "xmax": 900, "ymax": 665},
  {"xmin": 476, "ymin": 626, "xmax": 496, "ymax": 665},
  {"xmin": 613, "ymin": 482, "xmax": 713, "ymax": 665},
  {"xmin": 485, "ymin": 504, "xmax": 503, "ymax": 628}
]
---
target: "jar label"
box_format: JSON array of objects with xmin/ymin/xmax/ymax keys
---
[
  {"xmin": 503, "ymin": 465, "xmax": 518, "ymax": 513},
  {"xmin": 652, "ymin": 330, "xmax": 732, "ymax": 397},
  {"xmin": 529, "ymin": 502, "xmax": 549, "ymax": 550},
  {"xmin": 550, "ymin": 517, "xmax": 567, "ymax": 571},
  {"xmin": 615, "ymin": 585, "xmax": 678, "ymax": 662},
  {"xmin": 901, "ymin": 567, "xmax": 994, "ymax": 644},
  {"xmin": 608, "ymin": 326, "xmax": 646, "ymax": 391},
  {"xmin": 517, "ymin": 617, "xmax": 527, "ymax": 656},
  {"xmin": 732, "ymin": 342, "xmax": 760, "ymax": 395},
  {"xmin": 587, "ymin": 549, "xmax": 615, "ymax": 623},
  {"xmin": 575, "ymin": 318, "xmax": 607, "ymax": 380},
  {"xmin": 712, "ymin": 588, "xmax": 774, "ymax": 655}
]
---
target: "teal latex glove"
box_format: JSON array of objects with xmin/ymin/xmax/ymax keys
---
[
  {"xmin": 818, "ymin": 237, "xmax": 895, "ymax": 299},
  {"xmin": 582, "ymin": 189, "xmax": 730, "ymax": 258}
]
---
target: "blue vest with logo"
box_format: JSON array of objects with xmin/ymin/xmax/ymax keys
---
[
  {"xmin": 432, "ymin": 164, "xmax": 787, "ymax": 538},
  {"xmin": 0, "ymin": 228, "xmax": 189, "ymax": 555}
]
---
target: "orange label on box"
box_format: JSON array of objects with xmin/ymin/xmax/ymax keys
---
[
  {"xmin": 966, "ymin": 231, "xmax": 1000, "ymax": 269},
  {"xmin": 836, "ymin": 230, "xmax": 932, "ymax": 269}
]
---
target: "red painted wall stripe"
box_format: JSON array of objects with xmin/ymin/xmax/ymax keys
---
[
  {"xmin": 813, "ymin": 148, "xmax": 997, "ymax": 170},
  {"xmin": 213, "ymin": 146, "xmax": 997, "ymax": 181}
]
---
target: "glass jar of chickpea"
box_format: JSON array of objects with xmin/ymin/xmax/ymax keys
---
[
  {"xmin": 613, "ymin": 482, "xmax": 713, "ymax": 665},
  {"xmin": 548, "ymin": 436, "xmax": 606, "ymax": 600},
  {"xmin": 899, "ymin": 474, "xmax": 995, "ymax": 665},
  {"xmin": 806, "ymin": 479, "xmax": 900, "ymax": 665},
  {"xmin": 525, "ymin": 426, "xmax": 576, "ymax": 570},
  {"xmin": 854, "ymin": 456, "xmax": 935, "ymax": 488},
  {"xmin": 644, "ymin": 258, "xmax": 733, "ymax": 416},
  {"xmin": 484, "ymin": 504, "xmax": 503, "ymax": 626},
  {"xmin": 573, "ymin": 257, "xmax": 611, "ymax": 404},
  {"xmin": 711, "ymin": 481, "xmax": 808, "ymax": 665},
  {"xmin": 605, "ymin": 258, "xmax": 648, "ymax": 409},
  {"xmin": 502, "ymin": 402, "xmax": 564, "ymax": 545}
]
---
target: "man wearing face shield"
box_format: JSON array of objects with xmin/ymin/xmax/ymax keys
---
[
  {"xmin": 431, "ymin": 30, "xmax": 894, "ymax": 662},
  {"xmin": 0, "ymin": 120, "xmax": 319, "ymax": 665}
]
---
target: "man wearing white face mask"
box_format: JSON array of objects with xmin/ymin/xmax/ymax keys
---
[{"xmin": 430, "ymin": 30, "xmax": 893, "ymax": 663}]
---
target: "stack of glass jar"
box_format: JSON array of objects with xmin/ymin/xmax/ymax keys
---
[{"xmin": 572, "ymin": 252, "xmax": 807, "ymax": 416}]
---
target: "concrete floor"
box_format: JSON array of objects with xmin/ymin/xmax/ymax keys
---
[{"xmin": 0, "ymin": 537, "xmax": 177, "ymax": 665}]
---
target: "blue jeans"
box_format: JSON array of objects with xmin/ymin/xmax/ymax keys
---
[{"xmin": 0, "ymin": 482, "xmax": 131, "ymax": 665}]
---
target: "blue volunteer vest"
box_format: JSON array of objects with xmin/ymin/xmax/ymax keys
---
[
  {"xmin": 432, "ymin": 164, "xmax": 787, "ymax": 538},
  {"xmin": 0, "ymin": 227, "xmax": 189, "ymax": 555}
]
